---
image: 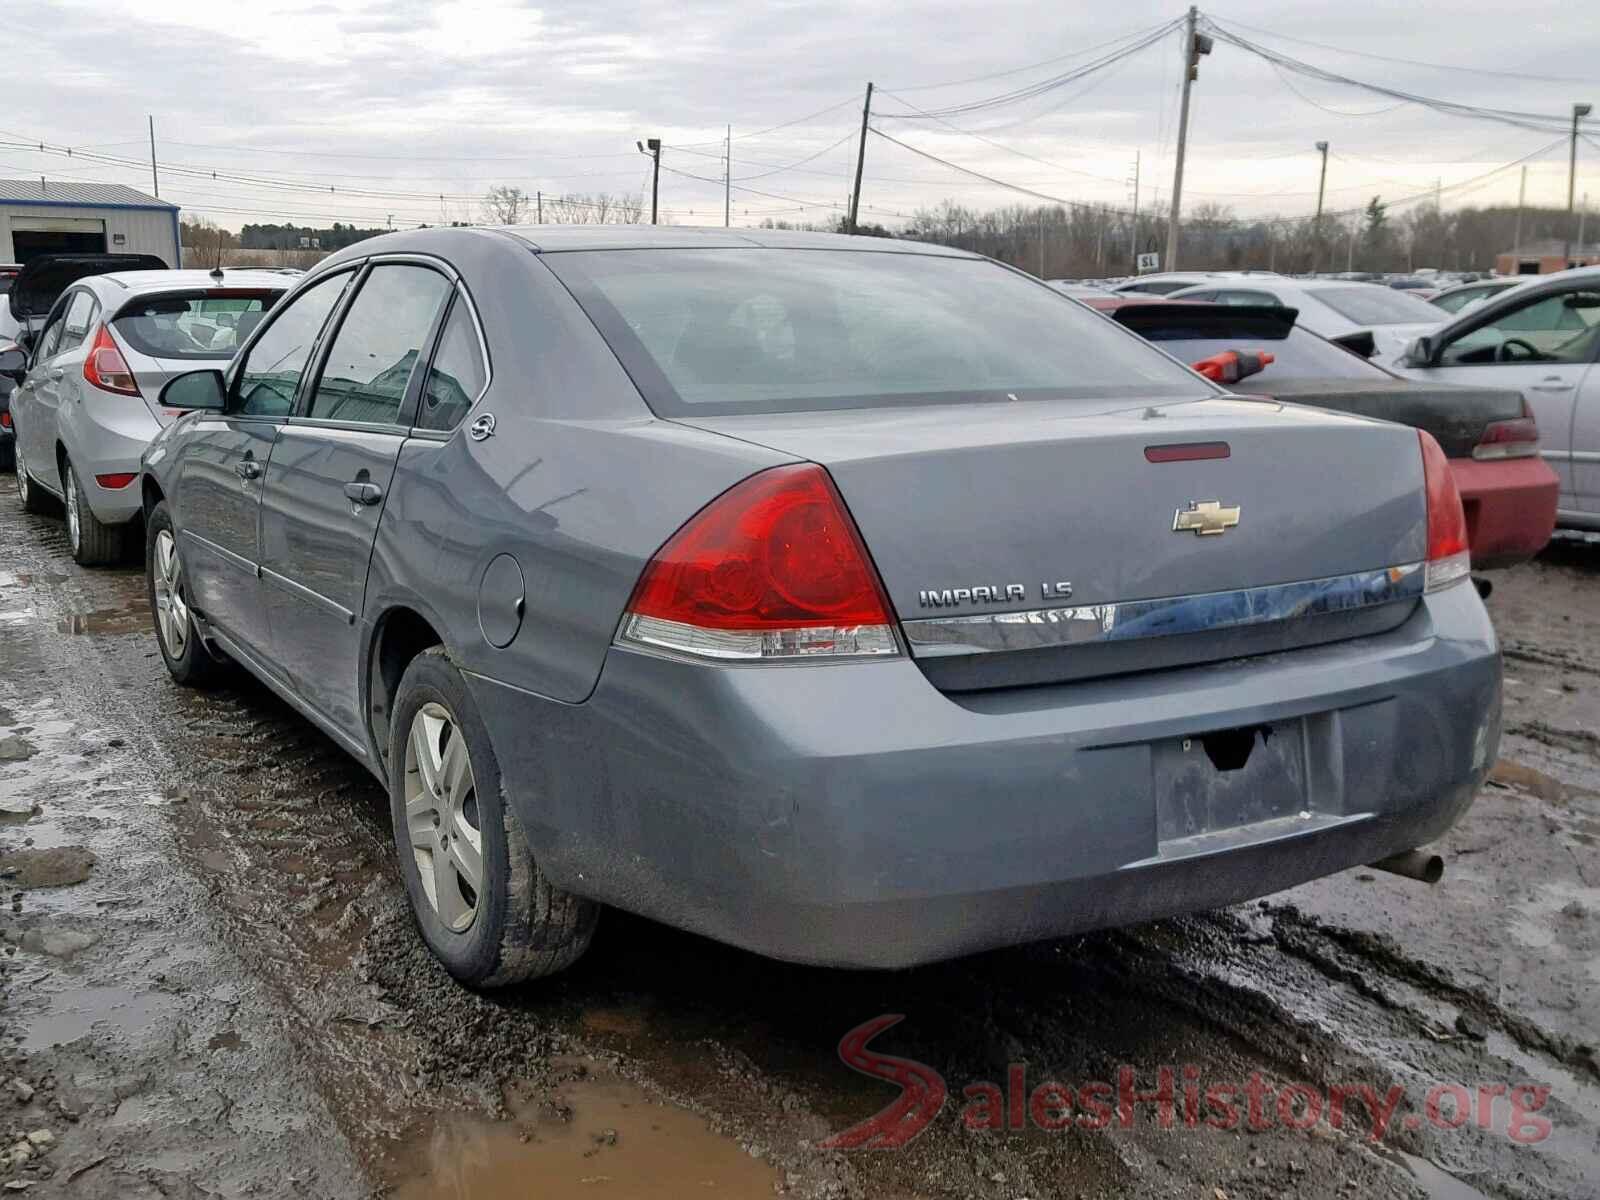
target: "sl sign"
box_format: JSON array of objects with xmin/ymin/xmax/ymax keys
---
[{"xmin": 1136, "ymin": 252, "xmax": 1160, "ymax": 274}]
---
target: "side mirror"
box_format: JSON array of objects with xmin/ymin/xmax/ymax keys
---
[
  {"xmin": 160, "ymin": 369, "xmax": 227, "ymax": 412},
  {"xmin": 1399, "ymin": 335, "xmax": 1434, "ymax": 368},
  {"xmin": 0, "ymin": 347, "xmax": 24, "ymax": 382},
  {"xmin": 1329, "ymin": 330, "xmax": 1377, "ymax": 359},
  {"xmin": 16, "ymin": 329, "xmax": 34, "ymax": 353}
]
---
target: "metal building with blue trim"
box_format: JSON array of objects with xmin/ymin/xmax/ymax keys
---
[{"xmin": 0, "ymin": 179, "xmax": 181, "ymax": 268}]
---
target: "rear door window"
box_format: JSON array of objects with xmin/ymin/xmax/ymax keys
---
[
  {"xmin": 306, "ymin": 264, "xmax": 452, "ymax": 426},
  {"xmin": 114, "ymin": 291, "xmax": 280, "ymax": 360},
  {"xmin": 233, "ymin": 271, "xmax": 352, "ymax": 417}
]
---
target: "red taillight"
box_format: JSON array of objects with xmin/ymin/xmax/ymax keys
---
[
  {"xmin": 618, "ymin": 463, "xmax": 899, "ymax": 661},
  {"xmin": 0, "ymin": 411, "xmax": 10, "ymax": 429},
  {"xmin": 1472, "ymin": 403, "xmax": 1540, "ymax": 460},
  {"xmin": 83, "ymin": 326, "xmax": 141, "ymax": 397},
  {"xmin": 1419, "ymin": 430, "xmax": 1470, "ymax": 592},
  {"xmin": 94, "ymin": 473, "xmax": 137, "ymax": 490}
]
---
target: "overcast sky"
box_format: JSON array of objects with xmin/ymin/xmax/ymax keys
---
[{"xmin": 6, "ymin": 0, "xmax": 1596, "ymax": 233}]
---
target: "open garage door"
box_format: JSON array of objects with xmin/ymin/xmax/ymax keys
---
[{"xmin": 11, "ymin": 215, "xmax": 107, "ymax": 263}]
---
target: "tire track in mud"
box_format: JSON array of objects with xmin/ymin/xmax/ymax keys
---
[{"xmin": 6, "ymin": 489, "xmax": 1598, "ymax": 1200}]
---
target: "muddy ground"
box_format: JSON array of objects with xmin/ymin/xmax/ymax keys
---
[{"xmin": 0, "ymin": 483, "xmax": 1596, "ymax": 1200}]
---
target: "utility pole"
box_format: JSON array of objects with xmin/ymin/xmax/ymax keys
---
[
  {"xmin": 1581, "ymin": 193, "xmax": 1590, "ymax": 252},
  {"xmin": 1566, "ymin": 102, "xmax": 1592, "ymax": 268},
  {"xmin": 1038, "ymin": 207, "xmax": 1046, "ymax": 277},
  {"xmin": 537, "ymin": 191, "xmax": 543, "ymax": 223},
  {"xmin": 638, "ymin": 138, "xmax": 661, "ymax": 225},
  {"xmin": 1130, "ymin": 150, "xmax": 1140, "ymax": 272},
  {"xmin": 147, "ymin": 115, "xmax": 159, "ymax": 198},
  {"xmin": 1512, "ymin": 165, "xmax": 1527, "ymax": 260},
  {"xmin": 847, "ymin": 82, "xmax": 874, "ymax": 234},
  {"xmin": 1313, "ymin": 141, "xmax": 1329, "ymax": 271},
  {"xmin": 1347, "ymin": 221, "xmax": 1356, "ymax": 272},
  {"xmin": 724, "ymin": 125, "xmax": 731, "ymax": 228},
  {"xmin": 1165, "ymin": 7, "xmax": 1211, "ymax": 272}
]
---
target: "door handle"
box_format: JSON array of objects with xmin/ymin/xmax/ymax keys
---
[
  {"xmin": 344, "ymin": 480, "xmax": 383, "ymax": 506},
  {"xmin": 235, "ymin": 458, "xmax": 262, "ymax": 480},
  {"xmin": 48, "ymin": 368, "xmax": 64, "ymax": 381},
  {"xmin": 1530, "ymin": 377, "xmax": 1574, "ymax": 392}
]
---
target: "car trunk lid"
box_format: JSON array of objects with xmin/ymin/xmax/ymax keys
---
[
  {"xmin": 7, "ymin": 254, "xmax": 167, "ymax": 319},
  {"xmin": 677, "ymin": 396, "xmax": 1428, "ymax": 690},
  {"xmin": 1234, "ymin": 378, "xmax": 1525, "ymax": 459}
]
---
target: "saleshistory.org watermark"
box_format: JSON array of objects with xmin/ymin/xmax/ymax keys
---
[{"xmin": 818, "ymin": 1016, "xmax": 1555, "ymax": 1150}]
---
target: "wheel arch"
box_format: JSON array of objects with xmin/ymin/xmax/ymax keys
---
[{"xmin": 366, "ymin": 601, "xmax": 450, "ymax": 782}]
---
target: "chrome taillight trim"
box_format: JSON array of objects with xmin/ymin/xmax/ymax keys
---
[{"xmin": 902, "ymin": 562, "xmax": 1427, "ymax": 658}]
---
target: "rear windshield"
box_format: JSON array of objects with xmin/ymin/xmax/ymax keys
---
[
  {"xmin": 1312, "ymin": 286, "xmax": 1442, "ymax": 326},
  {"xmin": 545, "ymin": 249, "xmax": 1208, "ymax": 416},
  {"xmin": 113, "ymin": 291, "xmax": 280, "ymax": 360},
  {"xmin": 1137, "ymin": 324, "xmax": 1392, "ymax": 382}
]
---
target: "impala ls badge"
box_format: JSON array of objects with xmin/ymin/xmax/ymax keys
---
[
  {"xmin": 1173, "ymin": 499, "xmax": 1241, "ymax": 536},
  {"xmin": 468, "ymin": 412, "xmax": 497, "ymax": 442}
]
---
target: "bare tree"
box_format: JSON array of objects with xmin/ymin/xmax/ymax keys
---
[
  {"xmin": 546, "ymin": 192, "xmax": 647, "ymax": 225},
  {"xmin": 482, "ymin": 185, "xmax": 530, "ymax": 224},
  {"xmin": 180, "ymin": 216, "xmax": 236, "ymax": 267}
]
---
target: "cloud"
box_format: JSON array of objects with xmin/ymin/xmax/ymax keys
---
[{"xmin": 5, "ymin": 0, "xmax": 1595, "ymax": 231}]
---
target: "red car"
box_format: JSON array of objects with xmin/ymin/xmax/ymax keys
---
[{"xmin": 1079, "ymin": 296, "xmax": 1558, "ymax": 569}]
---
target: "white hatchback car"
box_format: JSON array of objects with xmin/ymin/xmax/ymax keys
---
[
  {"xmin": 11, "ymin": 268, "xmax": 290, "ymax": 564},
  {"xmin": 1166, "ymin": 277, "xmax": 1445, "ymax": 359}
]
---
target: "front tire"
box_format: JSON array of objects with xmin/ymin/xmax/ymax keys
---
[
  {"xmin": 64, "ymin": 456, "xmax": 130, "ymax": 566},
  {"xmin": 146, "ymin": 500, "xmax": 225, "ymax": 686},
  {"xmin": 389, "ymin": 648, "xmax": 597, "ymax": 988}
]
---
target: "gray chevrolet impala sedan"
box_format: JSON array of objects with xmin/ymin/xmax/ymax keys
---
[{"xmin": 140, "ymin": 226, "xmax": 1501, "ymax": 988}]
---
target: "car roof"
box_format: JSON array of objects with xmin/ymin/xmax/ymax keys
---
[
  {"xmin": 496, "ymin": 224, "xmax": 983, "ymax": 256},
  {"xmin": 91, "ymin": 268, "xmax": 295, "ymax": 293}
]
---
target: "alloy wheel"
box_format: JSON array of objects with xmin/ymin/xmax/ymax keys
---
[
  {"xmin": 152, "ymin": 529, "xmax": 189, "ymax": 659},
  {"xmin": 403, "ymin": 702, "xmax": 483, "ymax": 933},
  {"xmin": 13, "ymin": 442, "xmax": 28, "ymax": 504},
  {"xmin": 64, "ymin": 463, "xmax": 80, "ymax": 552}
]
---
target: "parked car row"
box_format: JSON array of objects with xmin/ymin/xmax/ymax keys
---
[
  {"xmin": 6, "ymin": 230, "xmax": 1507, "ymax": 993},
  {"xmin": 1081, "ymin": 295, "xmax": 1559, "ymax": 565},
  {"xmin": 3, "ymin": 255, "xmax": 290, "ymax": 563}
]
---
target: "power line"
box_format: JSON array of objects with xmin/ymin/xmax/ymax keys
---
[
  {"xmin": 869, "ymin": 127, "xmax": 1136, "ymax": 216},
  {"xmin": 1206, "ymin": 14, "xmax": 1596, "ymax": 85},
  {"xmin": 1202, "ymin": 18, "xmax": 1581, "ymax": 136},
  {"xmin": 874, "ymin": 18, "xmax": 1182, "ymax": 122},
  {"xmin": 884, "ymin": 18, "xmax": 1180, "ymax": 91}
]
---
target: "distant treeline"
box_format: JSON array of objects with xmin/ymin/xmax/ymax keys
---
[{"xmin": 766, "ymin": 202, "xmax": 1588, "ymax": 278}]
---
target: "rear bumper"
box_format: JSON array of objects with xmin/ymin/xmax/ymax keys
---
[
  {"xmin": 469, "ymin": 582, "xmax": 1500, "ymax": 969},
  {"xmin": 1452, "ymin": 454, "xmax": 1558, "ymax": 569},
  {"xmin": 60, "ymin": 399, "xmax": 160, "ymax": 525}
]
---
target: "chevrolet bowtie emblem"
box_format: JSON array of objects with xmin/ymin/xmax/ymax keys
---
[{"xmin": 1173, "ymin": 500, "xmax": 1241, "ymax": 536}]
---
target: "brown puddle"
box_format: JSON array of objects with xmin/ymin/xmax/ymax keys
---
[
  {"xmin": 57, "ymin": 602, "xmax": 149, "ymax": 636},
  {"xmin": 391, "ymin": 1063, "xmax": 779, "ymax": 1200}
]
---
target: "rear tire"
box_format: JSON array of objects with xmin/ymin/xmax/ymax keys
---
[
  {"xmin": 64, "ymin": 456, "xmax": 130, "ymax": 566},
  {"xmin": 0, "ymin": 437, "xmax": 13, "ymax": 474},
  {"xmin": 389, "ymin": 647, "xmax": 598, "ymax": 988},
  {"xmin": 14, "ymin": 438, "xmax": 51, "ymax": 515},
  {"xmin": 146, "ymin": 500, "xmax": 226, "ymax": 686}
]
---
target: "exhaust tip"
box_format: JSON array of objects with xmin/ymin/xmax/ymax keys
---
[{"xmin": 1369, "ymin": 849, "xmax": 1444, "ymax": 884}]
